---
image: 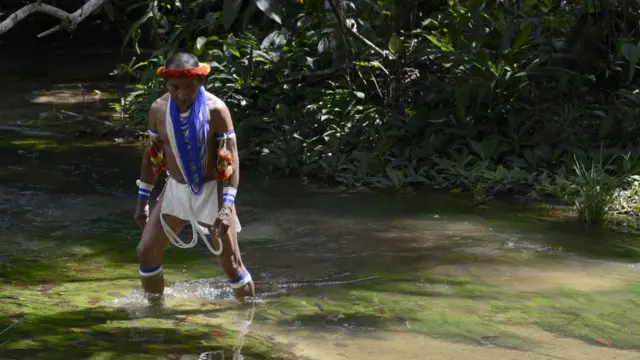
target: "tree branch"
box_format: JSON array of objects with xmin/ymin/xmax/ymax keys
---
[
  {"xmin": 254, "ymin": 68, "xmax": 338, "ymax": 89},
  {"xmin": 326, "ymin": 0, "xmax": 356, "ymax": 64},
  {"xmin": 344, "ymin": 25, "xmax": 393, "ymax": 59},
  {"xmin": 325, "ymin": 0, "xmax": 393, "ymax": 60},
  {"xmin": 0, "ymin": 0, "xmax": 109, "ymax": 37}
]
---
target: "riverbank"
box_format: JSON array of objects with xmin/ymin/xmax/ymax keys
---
[{"xmin": 1, "ymin": 47, "xmax": 638, "ymax": 233}]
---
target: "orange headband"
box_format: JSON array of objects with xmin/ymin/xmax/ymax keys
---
[{"xmin": 156, "ymin": 63, "xmax": 211, "ymax": 78}]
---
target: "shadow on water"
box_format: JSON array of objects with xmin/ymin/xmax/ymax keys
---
[
  {"xmin": 2, "ymin": 129, "xmax": 640, "ymax": 359},
  {"xmin": 0, "ymin": 306, "xmax": 295, "ymax": 360}
]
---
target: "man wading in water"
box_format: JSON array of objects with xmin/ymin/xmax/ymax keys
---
[{"xmin": 133, "ymin": 52, "xmax": 254, "ymax": 303}]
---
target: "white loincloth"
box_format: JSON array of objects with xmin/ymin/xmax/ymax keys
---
[
  {"xmin": 159, "ymin": 98, "xmax": 241, "ymax": 256},
  {"xmin": 160, "ymin": 176, "xmax": 241, "ymax": 230},
  {"xmin": 161, "ymin": 176, "xmax": 214, "ymax": 226}
]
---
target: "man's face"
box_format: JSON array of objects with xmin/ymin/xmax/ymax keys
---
[{"xmin": 165, "ymin": 77, "xmax": 204, "ymax": 109}]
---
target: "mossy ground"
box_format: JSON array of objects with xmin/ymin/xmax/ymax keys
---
[{"xmin": 0, "ymin": 220, "xmax": 298, "ymax": 359}]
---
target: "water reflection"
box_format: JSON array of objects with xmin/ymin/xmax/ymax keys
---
[{"xmin": 197, "ymin": 302, "xmax": 254, "ymax": 360}]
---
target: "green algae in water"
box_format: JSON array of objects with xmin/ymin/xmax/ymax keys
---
[
  {"xmin": 486, "ymin": 282, "xmax": 640, "ymax": 349},
  {"xmin": 257, "ymin": 281, "xmax": 537, "ymax": 351},
  {"xmin": 255, "ymin": 272, "xmax": 640, "ymax": 352},
  {"xmin": 0, "ymin": 306, "xmax": 296, "ymax": 360}
]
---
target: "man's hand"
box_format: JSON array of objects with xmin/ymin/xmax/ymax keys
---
[
  {"xmin": 213, "ymin": 204, "xmax": 233, "ymax": 236},
  {"xmin": 134, "ymin": 201, "xmax": 150, "ymax": 229}
]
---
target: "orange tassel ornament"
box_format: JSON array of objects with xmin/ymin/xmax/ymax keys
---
[
  {"xmin": 147, "ymin": 143, "xmax": 168, "ymax": 174},
  {"xmin": 216, "ymin": 148, "xmax": 233, "ymax": 181}
]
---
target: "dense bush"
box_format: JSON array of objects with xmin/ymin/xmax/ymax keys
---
[{"xmin": 108, "ymin": 0, "xmax": 640, "ymax": 224}]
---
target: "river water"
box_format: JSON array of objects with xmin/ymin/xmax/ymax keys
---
[{"xmin": 0, "ymin": 78, "xmax": 639, "ymax": 360}]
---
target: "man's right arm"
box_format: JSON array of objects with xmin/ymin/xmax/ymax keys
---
[
  {"xmin": 138, "ymin": 153, "xmax": 156, "ymax": 190},
  {"xmin": 138, "ymin": 105, "xmax": 161, "ymax": 201}
]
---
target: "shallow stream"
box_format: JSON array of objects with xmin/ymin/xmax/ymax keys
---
[{"xmin": 0, "ymin": 76, "xmax": 639, "ymax": 360}]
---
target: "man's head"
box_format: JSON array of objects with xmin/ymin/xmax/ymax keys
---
[{"xmin": 159, "ymin": 52, "xmax": 208, "ymax": 109}]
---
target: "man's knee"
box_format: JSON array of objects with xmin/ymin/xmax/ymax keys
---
[
  {"xmin": 137, "ymin": 241, "xmax": 163, "ymax": 278},
  {"xmin": 136, "ymin": 242, "xmax": 150, "ymax": 263},
  {"xmin": 137, "ymin": 232, "xmax": 165, "ymax": 266}
]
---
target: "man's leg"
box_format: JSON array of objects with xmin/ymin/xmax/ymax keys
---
[
  {"xmin": 136, "ymin": 196, "xmax": 185, "ymax": 298},
  {"xmin": 213, "ymin": 206, "xmax": 255, "ymax": 302}
]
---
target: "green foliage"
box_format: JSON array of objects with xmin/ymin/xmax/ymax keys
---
[
  {"xmin": 538, "ymin": 151, "xmax": 632, "ymax": 225},
  {"xmin": 111, "ymin": 0, "xmax": 640, "ymax": 226}
]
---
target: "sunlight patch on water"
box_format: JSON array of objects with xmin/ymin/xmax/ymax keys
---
[
  {"xmin": 255, "ymin": 323, "xmax": 640, "ymax": 360},
  {"xmin": 383, "ymin": 215, "xmax": 640, "ymax": 291},
  {"xmin": 29, "ymin": 88, "xmax": 114, "ymax": 105},
  {"xmin": 432, "ymin": 259, "xmax": 637, "ymax": 292}
]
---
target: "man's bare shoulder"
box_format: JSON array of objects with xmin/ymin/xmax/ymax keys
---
[
  {"xmin": 204, "ymin": 91, "xmax": 227, "ymax": 113},
  {"xmin": 204, "ymin": 91, "xmax": 232, "ymax": 131},
  {"xmin": 150, "ymin": 93, "xmax": 170, "ymax": 115}
]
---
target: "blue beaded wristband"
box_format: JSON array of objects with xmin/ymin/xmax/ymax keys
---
[
  {"xmin": 222, "ymin": 187, "xmax": 237, "ymax": 206},
  {"xmin": 137, "ymin": 180, "xmax": 153, "ymax": 201}
]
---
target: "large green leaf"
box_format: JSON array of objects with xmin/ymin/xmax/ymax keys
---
[
  {"xmin": 510, "ymin": 24, "xmax": 531, "ymax": 54},
  {"xmin": 252, "ymin": 0, "xmax": 282, "ymax": 24},
  {"xmin": 318, "ymin": 37, "xmax": 329, "ymax": 53},
  {"xmin": 222, "ymin": 40, "xmax": 241, "ymax": 57},
  {"xmin": 621, "ymin": 42, "xmax": 640, "ymax": 83},
  {"xmin": 388, "ymin": 33, "xmax": 403, "ymax": 54},
  {"xmin": 261, "ymin": 30, "xmax": 287, "ymax": 49},
  {"xmin": 192, "ymin": 36, "xmax": 208, "ymax": 56},
  {"xmin": 223, "ymin": 0, "xmax": 244, "ymax": 31}
]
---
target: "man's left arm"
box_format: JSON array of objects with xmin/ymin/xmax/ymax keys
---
[{"xmin": 211, "ymin": 104, "xmax": 239, "ymax": 232}]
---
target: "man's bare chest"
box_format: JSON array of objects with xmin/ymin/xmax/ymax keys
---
[{"xmin": 157, "ymin": 129, "xmax": 218, "ymax": 158}]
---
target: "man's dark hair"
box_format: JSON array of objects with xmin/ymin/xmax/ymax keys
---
[{"xmin": 165, "ymin": 52, "xmax": 199, "ymax": 69}]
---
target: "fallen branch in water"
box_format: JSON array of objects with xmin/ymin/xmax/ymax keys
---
[
  {"xmin": 60, "ymin": 109, "xmax": 133, "ymax": 136},
  {"xmin": 59, "ymin": 110, "xmax": 119, "ymax": 128},
  {"xmin": 0, "ymin": 0, "xmax": 109, "ymax": 37}
]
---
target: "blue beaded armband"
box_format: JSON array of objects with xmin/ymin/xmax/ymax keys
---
[{"xmin": 216, "ymin": 130, "xmax": 235, "ymax": 141}]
